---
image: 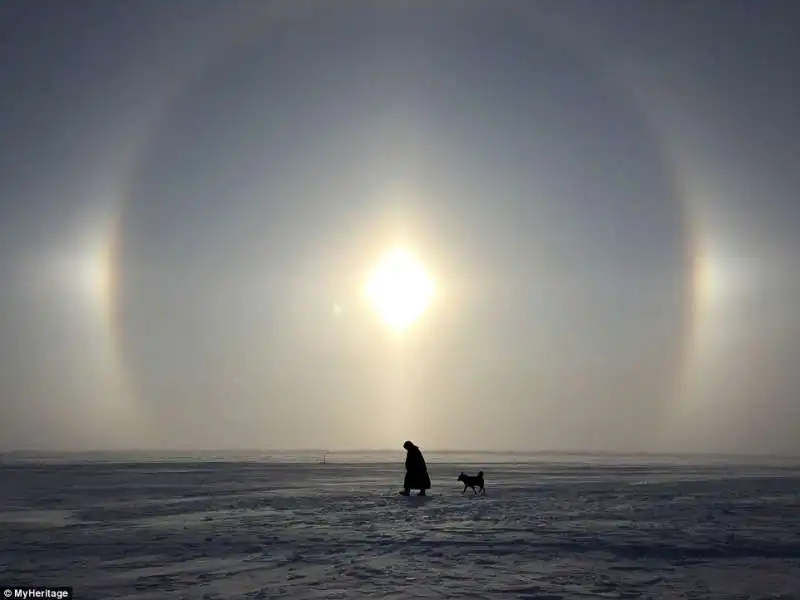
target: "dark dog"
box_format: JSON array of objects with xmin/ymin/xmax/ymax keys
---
[{"xmin": 457, "ymin": 471, "xmax": 485, "ymax": 495}]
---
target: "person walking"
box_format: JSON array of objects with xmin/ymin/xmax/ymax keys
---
[{"xmin": 400, "ymin": 440, "xmax": 431, "ymax": 496}]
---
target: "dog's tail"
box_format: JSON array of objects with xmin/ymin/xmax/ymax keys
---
[{"xmin": 477, "ymin": 470, "xmax": 484, "ymax": 478}]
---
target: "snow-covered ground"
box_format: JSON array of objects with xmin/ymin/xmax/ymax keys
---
[{"xmin": 1, "ymin": 452, "xmax": 799, "ymax": 599}]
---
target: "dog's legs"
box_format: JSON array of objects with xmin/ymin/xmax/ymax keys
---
[{"xmin": 462, "ymin": 485, "xmax": 467, "ymax": 493}]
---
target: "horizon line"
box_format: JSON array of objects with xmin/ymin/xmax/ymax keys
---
[{"xmin": 2, "ymin": 448, "xmax": 799, "ymax": 459}]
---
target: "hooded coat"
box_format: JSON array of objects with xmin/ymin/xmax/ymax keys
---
[{"xmin": 403, "ymin": 442, "xmax": 431, "ymax": 490}]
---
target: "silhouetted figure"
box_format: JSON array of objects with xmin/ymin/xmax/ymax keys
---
[{"xmin": 400, "ymin": 440, "xmax": 431, "ymax": 496}]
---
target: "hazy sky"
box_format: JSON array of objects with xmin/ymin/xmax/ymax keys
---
[{"xmin": 1, "ymin": 1, "xmax": 798, "ymax": 453}]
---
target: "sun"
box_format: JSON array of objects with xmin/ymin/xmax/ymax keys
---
[{"xmin": 365, "ymin": 248, "xmax": 434, "ymax": 331}]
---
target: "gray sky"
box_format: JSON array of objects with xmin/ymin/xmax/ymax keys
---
[{"xmin": 1, "ymin": 1, "xmax": 798, "ymax": 453}]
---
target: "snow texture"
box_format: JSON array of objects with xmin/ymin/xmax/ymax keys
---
[{"xmin": 1, "ymin": 451, "xmax": 799, "ymax": 599}]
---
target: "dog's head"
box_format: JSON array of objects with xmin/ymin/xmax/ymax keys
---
[{"xmin": 457, "ymin": 472, "xmax": 467, "ymax": 482}]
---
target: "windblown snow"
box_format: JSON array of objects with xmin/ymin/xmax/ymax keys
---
[{"xmin": 1, "ymin": 451, "xmax": 798, "ymax": 599}]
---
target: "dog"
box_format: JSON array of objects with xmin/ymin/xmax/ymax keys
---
[{"xmin": 457, "ymin": 471, "xmax": 485, "ymax": 495}]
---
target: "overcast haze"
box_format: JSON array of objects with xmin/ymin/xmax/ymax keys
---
[{"xmin": 1, "ymin": 1, "xmax": 798, "ymax": 453}]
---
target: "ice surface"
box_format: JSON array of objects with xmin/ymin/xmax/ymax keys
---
[{"xmin": 1, "ymin": 452, "xmax": 799, "ymax": 599}]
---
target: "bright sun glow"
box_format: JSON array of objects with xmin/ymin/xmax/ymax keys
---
[{"xmin": 365, "ymin": 248, "xmax": 434, "ymax": 331}]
